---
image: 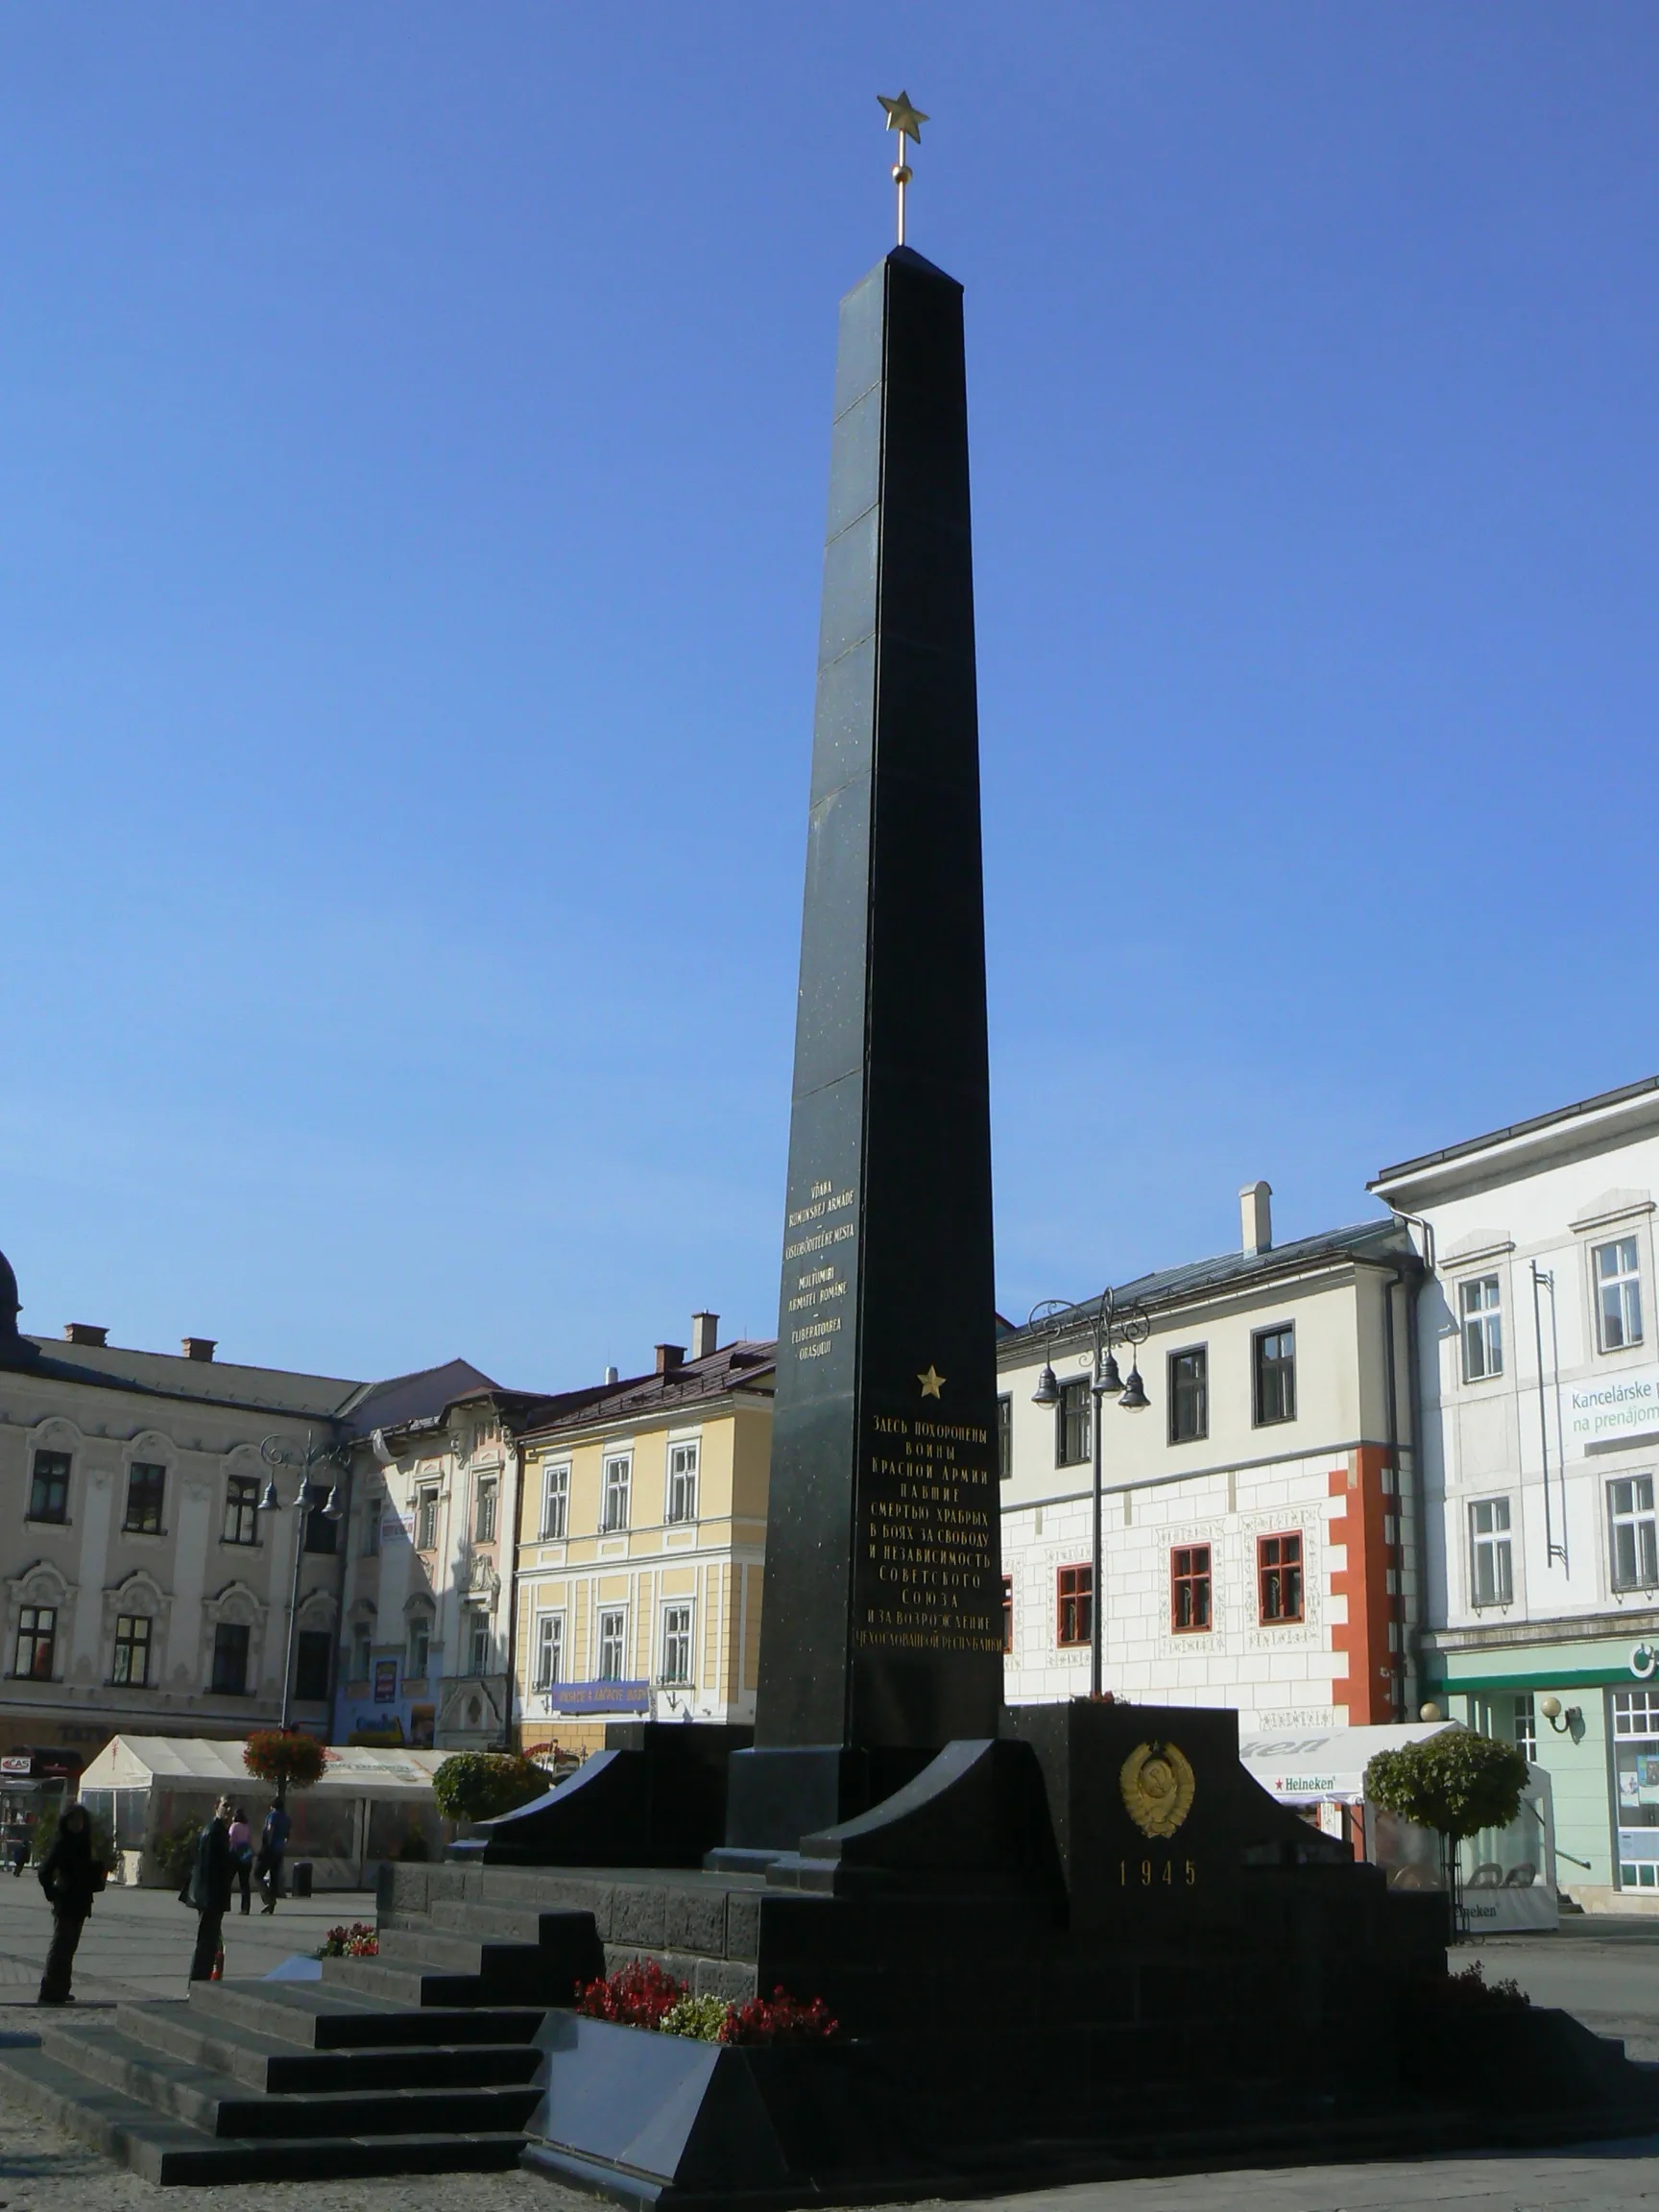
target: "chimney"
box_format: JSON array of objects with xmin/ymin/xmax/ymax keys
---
[
  {"xmin": 655, "ymin": 1342, "xmax": 686, "ymax": 1376},
  {"xmin": 63, "ymin": 1324, "xmax": 108, "ymax": 1348},
  {"xmin": 1239, "ymin": 1182, "xmax": 1272, "ymax": 1258},
  {"xmin": 604, "ymin": 1364, "xmax": 619, "ymax": 1387},
  {"xmin": 691, "ymin": 1310, "xmax": 719, "ymax": 1360},
  {"xmin": 181, "ymin": 1336, "xmax": 217, "ymax": 1362}
]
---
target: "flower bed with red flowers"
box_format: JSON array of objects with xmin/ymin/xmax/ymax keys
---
[{"xmin": 574, "ymin": 1962, "xmax": 837, "ymax": 2044}]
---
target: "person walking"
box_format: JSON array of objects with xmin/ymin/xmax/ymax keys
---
[
  {"xmin": 37, "ymin": 1803, "xmax": 107, "ymax": 2006},
  {"xmin": 228, "ymin": 1807, "xmax": 252, "ymax": 1915},
  {"xmin": 255, "ymin": 1799, "xmax": 290, "ymax": 1914},
  {"xmin": 187, "ymin": 1796, "xmax": 233, "ymax": 1983}
]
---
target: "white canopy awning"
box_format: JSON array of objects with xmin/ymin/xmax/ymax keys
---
[
  {"xmin": 1238, "ymin": 1720, "xmax": 1463, "ymax": 1802},
  {"xmin": 79, "ymin": 1735, "xmax": 445, "ymax": 1798}
]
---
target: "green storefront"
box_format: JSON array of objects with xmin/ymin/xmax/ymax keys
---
[{"xmin": 1424, "ymin": 1634, "xmax": 1659, "ymax": 1907}]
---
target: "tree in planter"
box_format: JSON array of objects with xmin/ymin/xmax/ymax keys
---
[
  {"xmin": 1364, "ymin": 1730, "xmax": 1528, "ymax": 1937},
  {"xmin": 244, "ymin": 1729, "xmax": 327, "ymax": 1809},
  {"xmin": 431, "ymin": 1751, "xmax": 552, "ymax": 1825}
]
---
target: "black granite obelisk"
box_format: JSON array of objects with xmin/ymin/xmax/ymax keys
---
[{"xmin": 728, "ymin": 246, "xmax": 1002, "ymax": 1850}]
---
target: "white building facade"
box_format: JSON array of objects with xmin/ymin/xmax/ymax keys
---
[
  {"xmin": 998, "ymin": 1189, "xmax": 1419, "ymax": 1736},
  {"xmin": 1374, "ymin": 1075, "xmax": 1659, "ymax": 1913}
]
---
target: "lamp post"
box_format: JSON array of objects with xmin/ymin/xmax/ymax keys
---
[
  {"xmin": 256, "ymin": 1431, "xmax": 346, "ymax": 1731},
  {"xmin": 1029, "ymin": 1290, "xmax": 1152, "ymax": 1699}
]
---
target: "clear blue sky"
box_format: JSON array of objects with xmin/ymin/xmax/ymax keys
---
[{"xmin": 3, "ymin": 5, "xmax": 1657, "ymax": 1390}]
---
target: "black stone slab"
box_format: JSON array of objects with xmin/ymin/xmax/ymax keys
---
[{"xmin": 742, "ymin": 248, "xmax": 1000, "ymax": 1844}]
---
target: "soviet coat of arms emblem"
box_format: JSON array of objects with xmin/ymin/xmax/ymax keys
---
[{"xmin": 1119, "ymin": 1740, "xmax": 1196, "ymax": 1839}]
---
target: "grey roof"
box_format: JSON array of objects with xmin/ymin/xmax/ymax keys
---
[
  {"xmin": 1371, "ymin": 1073, "xmax": 1659, "ymax": 1190},
  {"xmin": 519, "ymin": 1341, "xmax": 777, "ymax": 1442},
  {"xmin": 999, "ymin": 1217, "xmax": 1416, "ymax": 1353},
  {"xmin": 339, "ymin": 1358, "xmax": 500, "ymax": 1439},
  {"xmin": 1, "ymin": 1335, "xmax": 364, "ymax": 1421}
]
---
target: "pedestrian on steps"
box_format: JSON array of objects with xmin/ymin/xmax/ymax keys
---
[
  {"xmin": 37, "ymin": 1803, "xmax": 107, "ymax": 2007},
  {"xmin": 256, "ymin": 1799, "xmax": 290, "ymax": 1914},
  {"xmin": 187, "ymin": 1796, "xmax": 233, "ymax": 1983},
  {"xmin": 228, "ymin": 1806, "xmax": 252, "ymax": 1915}
]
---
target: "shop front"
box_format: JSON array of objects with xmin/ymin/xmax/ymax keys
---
[{"xmin": 1423, "ymin": 1633, "xmax": 1659, "ymax": 1912}]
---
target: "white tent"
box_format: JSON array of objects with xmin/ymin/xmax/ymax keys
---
[
  {"xmin": 79, "ymin": 1736, "xmax": 448, "ymax": 1890},
  {"xmin": 1239, "ymin": 1719, "xmax": 1556, "ymax": 1933}
]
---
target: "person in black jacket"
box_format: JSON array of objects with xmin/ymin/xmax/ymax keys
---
[
  {"xmin": 37, "ymin": 1803, "xmax": 106, "ymax": 2006},
  {"xmin": 188, "ymin": 1797, "xmax": 234, "ymax": 1983}
]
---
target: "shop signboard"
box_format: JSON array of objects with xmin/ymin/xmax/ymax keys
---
[
  {"xmin": 373, "ymin": 1661, "xmax": 398, "ymax": 1704},
  {"xmin": 1563, "ymin": 1363, "xmax": 1659, "ymax": 1454},
  {"xmin": 0, "ymin": 1756, "xmax": 31, "ymax": 1779},
  {"xmin": 543, "ymin": 1680, "xmax": 649, "ymax": 1715}
]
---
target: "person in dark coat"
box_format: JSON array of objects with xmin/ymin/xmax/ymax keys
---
[
  {"xmin": 188, "ymin": 1797, "xmax": 234, "ymax": 1983},
  {"xmin": 37, "ymin": 1803, "xmax": 106, "ymax": 2006},
  {"xmin": 256, "ymin": 1799, "xmax": 290, "ymax": 1913}
]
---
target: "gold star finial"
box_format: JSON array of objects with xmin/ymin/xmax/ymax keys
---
[
  {"xmin": 878, "ymin": 91, "xmax": 927, "ymax": 144},
  {"xmin": 878, "ymin": 92, "xmax": 928, "ymax": 246},
  {"xmin": 918, "ymin": 1364, "xmax": 946, "ymax": 1400}
]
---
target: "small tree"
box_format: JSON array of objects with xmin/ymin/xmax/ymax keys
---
[
  {"xmin": 432, "ymin": 1751, "xmax": 551, "ymax": 1825},
  {"xmin": 1364, "ymin": 1730, "xmax": 1528, "ymax": 1936},
  {"xmin": 244, "ymin": 1729, "xmax": 328, "ymax": 1809}
]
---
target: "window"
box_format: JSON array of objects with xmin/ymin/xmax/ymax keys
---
[
  {"xmin": 415, "ymin": 1487, "xmax": 439, "ymax": 1552},
  {"xmin": 28, "ymin": 1451, "xmax": 70, "ymax": 1525},
  {"xmin": 1609, "ymin": 1476, "xmax": 1659, "ymax": 1593},
  {"xmin": 361, "ymin": 1500, "xmax": 380, "ymax": 1556},
  {"xmin": 666, "ymin": 1443, "xmax": 698, "ymax": 1525},
  {"xmin": 661, "ymin": 1601, "xmax": 693, "ymax": 1684},
  {"xmin": 1470, "ymin": 1497, "xmax": 1514, "ymax": 1607},
  {"xmin": 466, "ymin": 1611, "xmax": 493, "ymax": 1676},
  {"xmin": 1056, "ymin": 1564, "xmax": 1092, "ymax": 1647},
  {"xmin": 1001, "ymin": 1575, "xmax": 1014, "ymax": 1653},
  {"xmin": 294, "ymin": 1629, "xmax": 331, "ymax": 1702},
  {"xmin": 598, "ymin": 1607, "xmax": 628, "ymax": 1680},
  {"xmin": 474, "ymin": 1478, "xmax": 498, "ymax": 1543},
  {"xmin": 602, "ymin": 1455, "xmax": 632, "ymax": 1533},
  {"xmin": 1257, "ymin": 1532, "xmax": 1304, "ymax": 1623},
  {"xmin": 407, "ymin": 1615, "xmax": 432, "ymax": 1681},
  {"xmin": 303, "ymin": 1498, "xmax": 338, "ymax": 1554},
  {"xmin": 1597, "ymin": 1237, "xmax": 1645, "ymax": 1353},
  {"xmin": 1171, "ymin": 1546, "xmax": 1212, "ymax": 1631},
  {"xmin": 541, "ymin": 1463, "xmax": 569, "ymax": 1541},
  {"xmin": 111, "ymin": 1614, "xmax": 152, "ymax": 1687},
  {"xmin": 1514, "ymin": 1693, "xmax": 1536, "ymax": 1765},
  {"xmin": 123, "ymin": 1461, "xmax": 166, "ymax": 1535},
  {"xmin": 223, "ymin": 1475, "xmax": 260, "ymax": 1547},
  {"xmin": 1613, "ymin": 1691, "xmax": 1659, "ymax": 1888},
  {"xmin": 1253, "ymin": 1327, "xmax": 1296, "ymax": 1426},
  {"xmin": 1056, "ymin": 1380, "xmax": 1092, "ymax": 1468},
  {"xmin": 13, "ymin": 1605, "xmax": 56, "ymax": 1679},
  {"xmin": 1459, "ymin": 1275, "xmax": 1503, "ymax": 1382},
  {"xmin": 1167, "ymin": 1348, "xmax": 1208, "ymax": 1445},
  {"xmin": 210, "ymin": 1623, "xmax": 250, "ymax": 1696},
  {"xmin": 350, "ymin": 1628, "xmax": 372, "ymax": 1682},
  {"xmin": 998, "ymin": 1396, "xmax": 1013, "ymax": 1481},
  {"xmin": 534, "ymin": 1613, "xmax": 565, "ymax": 1691}
]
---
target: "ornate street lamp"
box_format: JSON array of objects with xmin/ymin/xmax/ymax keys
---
[
  {"xmin": 257, "ymin": 1431, "xmax": 347, "ymax": 1731},
  {"xmin": 1027, "ymin": 1290, "xmax": 1152, "ymax": 1698}
]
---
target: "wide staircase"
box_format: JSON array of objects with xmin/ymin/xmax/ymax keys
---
[{"xmin": 0, "ymin": 1896, "xmax": 606, "ymax": 2184}]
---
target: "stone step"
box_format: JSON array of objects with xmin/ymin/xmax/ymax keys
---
[
  {"xmin": 0, "ymin": 2039, "xmax": 523, "ymax": 2186},
  {"xmin": 114, "ymin": 2001, "xmax": 540, "ymax": 2096},
  {"xmin": 428, "ymin": 1898, "xmax": 598, "ymax": 1946},
  {"xmin": 188, "ymin": 1977, "xmax": 544, "ymax": 2049},
  {"xmin": 30, "ymin": 2019, "xmax": 541, "ymax": 2142}
]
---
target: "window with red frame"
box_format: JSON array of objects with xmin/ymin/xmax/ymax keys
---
[
  {"xmin": 1170, "ymin": 1546, "xmax": 1211, "ymax": 1631},
  {"xmin": 1257, "ymin": 1532, "xmax": 1303, "ymax": 1623},
  {"xmin": 1056, "ymin": 1564, "xmax": 1092, "ymax": 1647},
  {"xmin": 1001, "ymin": 1575, "xmax": 1014, "ymax": 1653}
]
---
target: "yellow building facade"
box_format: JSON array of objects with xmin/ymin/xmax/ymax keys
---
[{"xmin": 511, "ymin": 1327, "xmax": 774, "ymax": 1761}]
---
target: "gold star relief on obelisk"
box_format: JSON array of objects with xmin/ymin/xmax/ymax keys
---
[
  {"xmin": 918, "ymin": 1364, "xmax": 946, "ymax": 1399},
  {"xmin": 878, "ymin": 91, "xmax": 928, "ymax": 144}
]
